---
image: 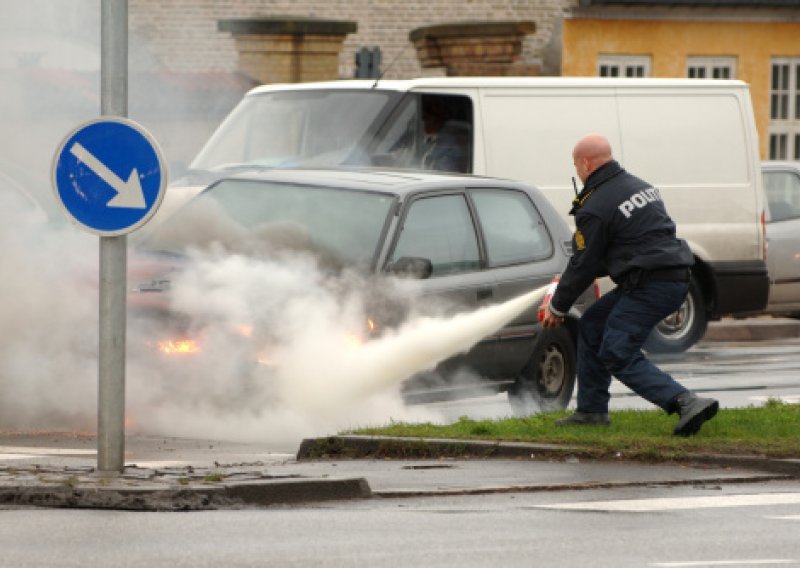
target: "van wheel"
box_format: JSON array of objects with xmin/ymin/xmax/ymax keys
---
[
  {"xmin": 644, "ymin": 278, "xmax": 707, "ymax": 354},
  {"xmin": 508, "ymin": 327, "xmax": 576, "ymax": 415}
]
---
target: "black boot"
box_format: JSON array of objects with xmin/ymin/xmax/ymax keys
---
[
  {"xmin": 555, "ymin": 411, "xmax": 610, "ymax": 426},
  {"xmin": 672, "ymin": 392, "xmax": 718, "ymax": 437}
]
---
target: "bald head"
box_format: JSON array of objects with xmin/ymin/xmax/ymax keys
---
[{"xmin": 572, "ymin": 134, "xmax": 614, "ymax": 183}]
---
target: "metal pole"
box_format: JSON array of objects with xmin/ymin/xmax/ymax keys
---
[{"xmin": 98, "ymin": 0, "xmax": 128, "ymax": 472}]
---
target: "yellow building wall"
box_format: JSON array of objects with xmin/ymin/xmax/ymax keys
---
[{"xmin": 562, "ymin": 19, "xmax": 800, "ymax": 158}]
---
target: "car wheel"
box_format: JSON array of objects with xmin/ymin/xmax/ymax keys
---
[
  {"xmin": 508, "ymin": 326, "xmax": 576, "ymax": 415},
  {"xmin": 644, "ymin": 278, "xmax": 708, "ymax": 354}
]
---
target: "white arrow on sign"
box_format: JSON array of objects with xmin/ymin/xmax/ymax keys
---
[{"xmin": 69, "ymin": 142, "xmax": 146, "ymax": 209}]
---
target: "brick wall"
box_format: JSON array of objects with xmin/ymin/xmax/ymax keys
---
[{"xmin": 129, "ymin": 0, "xmax": 576, "ymax": 79}]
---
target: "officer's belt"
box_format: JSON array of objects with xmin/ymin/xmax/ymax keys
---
[
  {"xmin": 620, "ymin": 266, "xmax": 691, "ymax": 290},
  {"xmin": 644, "ymin": 266, "xmax": 691, "ymax": 282}
]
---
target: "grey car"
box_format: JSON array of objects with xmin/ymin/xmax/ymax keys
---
[
  {"xmin": 762, "ymin": 160, "xmax": 800, "ymax": 318},
  {"xmin": 131, "ymin": 168, "xmax": 596, "ymax": 412}
]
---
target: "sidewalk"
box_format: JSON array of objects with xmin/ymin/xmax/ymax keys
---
[{"xmin": 1, "ymin": 434, "xmax": 798, "ymax": 511}]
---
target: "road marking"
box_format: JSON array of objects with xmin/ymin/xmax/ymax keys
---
[
  {"xmin": 126, "ymin": 461, "xmax": 191, "ymax": 468},
  {"xmin": 0, "ymin": 446, "xmax": 96, "ymax": 456},
  {"xmin": 538, "ymin": 492, "xmax": 800, "ymax": 512},
  {"xmin": 0, "ymin": 453, "xmax": 36, "ymax": 461},
  {"xmin": 651, "ymin": 561, "xmax": 796, "ymax": 566},
  {"xmin": 764, "ymin": 514, "xmax": 800, "ymax": 520}
]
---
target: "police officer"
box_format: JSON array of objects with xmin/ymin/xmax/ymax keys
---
[{"xmin": 541, "ymin": 134, "xmax": 718, "ymax": 436}]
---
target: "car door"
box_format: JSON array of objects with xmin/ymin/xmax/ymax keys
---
[
  {"xmin": 468, "ymin": 187, "xmax": 565, "ymax": 375},
  {"xmin": 385, "ymin": 190, "xmax": 500, "ymax": 377},
  {"xmin": 764, "ymin": 166, "xmax": 800, "ymax": 312}
]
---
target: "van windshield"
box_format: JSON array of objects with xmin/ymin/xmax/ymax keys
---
[
  {"xmin": 188, "ymin": 89, "xmax": 474, "ymax": 175},
  {"xmin": 190, "ymin": 90, "xmax": 397, "ymax": 171}
]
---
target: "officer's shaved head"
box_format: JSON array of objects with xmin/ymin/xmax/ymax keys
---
[{"xmin": 572, "ymin": 134, "xmax": 614, "ymax": 183}]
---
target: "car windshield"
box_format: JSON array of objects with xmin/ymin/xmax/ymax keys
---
[
  {"xmin": 190, "ymin": 90, "xmax": 396, "ymax": 171},
  {"xmin": 142, "ymin": 179, "xmax": 396, "ymax": 270}
]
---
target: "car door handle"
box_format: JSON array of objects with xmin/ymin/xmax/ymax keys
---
[{"xmin": 477, "ymin": 287, "xmax": 493, "ymax": 301}]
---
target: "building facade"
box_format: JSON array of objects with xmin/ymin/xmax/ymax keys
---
[
  {"xmin": 127, "ymin": 0, "xmax": 800, "ymax": 159},
  {"xmin": 561, "ymin": 0, "xmax": 800, "ymax": 159},
  {"xmin": 128, "ymin": 0, "xmax": 574, "ymax": 79}
]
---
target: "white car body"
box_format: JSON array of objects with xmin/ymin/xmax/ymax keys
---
[{"xmin": 762, "ymin": 160, "xmax": 800, "ymax": 317}]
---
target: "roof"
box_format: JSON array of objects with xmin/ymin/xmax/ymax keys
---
[
  {"xmin": 761, "ymin": 160, "xmax": 800, "ymax": 171},
  {"xmin": 247, "ymin": 76, "xmax": 748, "ymax": 96},
  {"xmin": 578, "ymin": 0, "xmax": 800, "ymax": 5},
  {"xmin": 223, "ymin": 167, "xmax": 528, "ymax": 196}
]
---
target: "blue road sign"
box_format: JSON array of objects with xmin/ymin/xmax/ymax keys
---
[{"xmin": 52, "ymin": 117, "xmax": 167, "ymax": 236}]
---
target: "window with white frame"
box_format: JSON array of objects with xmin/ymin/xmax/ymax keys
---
[
  {"xmin": 598, "ymin": 55, "xmax": 651, "ymax": 78},
  {"xmin": 687, "ymin": 56, "xmax": 736, "ymax": 79},
  {"xmin": 769, "ymin": 58, "xmax": 800, "ymax": 160}
]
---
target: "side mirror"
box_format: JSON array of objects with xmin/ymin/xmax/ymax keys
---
[{"xmin": 387, "ymin": 256, "xmax": 433, "ymax": 279}]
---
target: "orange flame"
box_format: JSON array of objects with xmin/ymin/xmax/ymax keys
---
[
  {"xmin": 158, "ymin": 339, "xmax": 201, "ymax": 355},
  {"xmin": 237, "ymin": 325, "xmax": 254, "ymax": 337}
]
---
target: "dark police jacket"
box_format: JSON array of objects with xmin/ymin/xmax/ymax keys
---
[{"xmin": 549, "ymin": 160, "xmax": 694, "ymax": 316}]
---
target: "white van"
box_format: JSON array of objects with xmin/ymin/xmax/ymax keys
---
[{"xmin": 166, "ymin": 77, "xmax": 769, "ymax": 353}]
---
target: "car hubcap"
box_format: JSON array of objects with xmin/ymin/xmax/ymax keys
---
[
  {"xmin": 656, "ymin": 294, "xmax": 695, "ymax": 340},
  {"xmin": 538, "ymin": 344, "xmax": 565, "ymax": 396}
]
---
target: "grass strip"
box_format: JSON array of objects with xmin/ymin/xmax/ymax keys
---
[{"xmin": 349, "ymin": 400, "xmax": 800, "ymax": 460}]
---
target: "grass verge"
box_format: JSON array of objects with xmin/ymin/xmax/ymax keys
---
[{"xmin": 348, "ymin": 400, "xmax": 800, "ymax": 461}]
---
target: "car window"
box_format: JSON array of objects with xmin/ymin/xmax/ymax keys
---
[
  {"xmin": 143, "ymin": 179, "xmax": 395, "ymax": 269},
  {"xmin": 470, "ymin": 189, "xmax": 553, "ymax": 267},
  {"xmin": 390, "ymin": 194, "xmax": 480, "ymax": 276},
  {"xmin": 763, "ymin": 170, "xmax": 800, "ymax": 222}
]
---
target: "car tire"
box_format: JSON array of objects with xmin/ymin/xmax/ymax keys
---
[
  {"xmin": 644, "ymin": 277, "xmax": 708, "ymax": 354},
  {"xmin": 507, "ymin": 326, "xmax": 576, "ymax": 415}
]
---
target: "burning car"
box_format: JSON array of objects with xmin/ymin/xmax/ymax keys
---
[{"xmin": 130, "ymin": 168, "xmax": 597, "ymax": 412}]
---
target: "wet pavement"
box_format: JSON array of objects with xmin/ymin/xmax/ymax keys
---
[
  {"xmin": 0, "ymin": 316, "xmax": 798, "ymax": 511},
  {"xmin": 0, "ymin": 433, "xmax": 798, "ymax": 511}
]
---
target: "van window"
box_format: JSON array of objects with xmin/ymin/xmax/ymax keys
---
[
  {"xmin": 471, "ymin": 189, "xmax": 553, "ymax": 267},
  {"xmin": 371, "ymin": 94, "xmax": 474, "ymax": 174}
]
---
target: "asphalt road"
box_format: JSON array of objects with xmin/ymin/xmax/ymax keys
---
[
  {"xmin": 1, "ymin": 480, "xmax": 799, "ymax": 567},
  {"xmin": 0, "ymin": 328, "xmax": 798, "ymax": 566},
  {"xmin": 419, "ymin": 331, "xmax": 800, "ymax": 421}
]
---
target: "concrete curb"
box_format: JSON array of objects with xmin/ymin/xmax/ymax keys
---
[
  {"xmin": 296, "ymin": 435, "xmax": 585, "ymax": 460},
  {"xmin": 371, "ymin": 473, "xmax": 792, "ymax": 499},
  {"xmin": 297, "ymin": 435, "xmax": 800, "ymax": 479},
  {"xmin": 224, "ymin": 477, "xmax": 372, "ymax": 507},
  {"xmin": 703, "ymin": 318, "xmax": 800, "ymax": 342},
  {"xmin": 0, "ymin": 465, "xmax": 372, "ymax": 511}
]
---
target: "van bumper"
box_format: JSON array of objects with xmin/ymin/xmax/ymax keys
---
[{"xmin": 708, "ymin": 260, "xmax": 769, "ymax": 317}]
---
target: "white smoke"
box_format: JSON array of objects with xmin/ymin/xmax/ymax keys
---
[
  {"xmin": 0, "ymin": 190, "xmax": 98, "ymax": 430},
  {"xmin": 0, "ymin": 1, "xmax": 547, "ymax": 447},
  {"xmin": 0, "ymin": 172, "xmax": 546, "ymax": 447},
  {"xmin": 124, "ymin": 247, "xmax": 546, "ymax": 445}
]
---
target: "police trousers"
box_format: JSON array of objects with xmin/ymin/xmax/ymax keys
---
[{"xmin": 576, "ymin": 280, "xmax": 690, "ymax": 414}]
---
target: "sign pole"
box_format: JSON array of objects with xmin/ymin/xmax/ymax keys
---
[{"xmin": 98, "ymin": 0, "xmax": 128, "ymax": 472}]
